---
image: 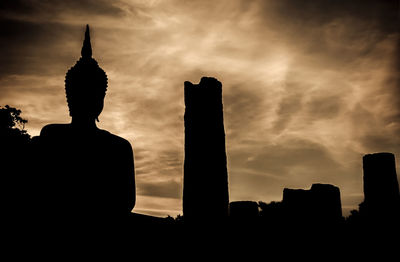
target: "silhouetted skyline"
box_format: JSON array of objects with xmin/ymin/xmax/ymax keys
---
[{"xmin": 0, "ymin": 0, "xmax": 399, "ymax": 217}]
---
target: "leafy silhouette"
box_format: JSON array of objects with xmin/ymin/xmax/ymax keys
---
[{"xmin": 0, "ymin": 105, "xmax": 30, "ymax": 143}]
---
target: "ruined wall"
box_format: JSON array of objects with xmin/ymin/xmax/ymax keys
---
[{"xmin": 282, "ymin": 183, "xmax": 342, "ymax": 224}]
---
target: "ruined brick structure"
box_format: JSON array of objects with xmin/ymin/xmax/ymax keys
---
[{"xmin": 282, "ymin": 183, "xmax": 342, "ymax": 225}]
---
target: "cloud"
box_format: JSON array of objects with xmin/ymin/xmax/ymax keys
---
[
  {"xmin": 223, "ymin": 81, "xmax": 268, "ymax": 143},
  {"xmin": 137, "ymin": 179, "xmax": 181, "ymax": 199},
  {"xmin": 304, "ymin": 93, "xmax": 343, "ymax": 120},
  {"xmin": 271, "ymin": 82, "xmax": 305, "ymax": 133},
  {"xmin": 229, "ymin": 137, "xmax": 365, "ymax": 209},
  {"xmin": 0, "ymin": 0, "xmax": 398, "ymax": 217}
]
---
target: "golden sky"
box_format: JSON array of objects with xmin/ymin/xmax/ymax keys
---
[{"xmin": 0, "ymin": 0, "xmax": 399, "ymax": 217}]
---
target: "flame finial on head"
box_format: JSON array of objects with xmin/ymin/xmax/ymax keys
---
[
  {"xmin": 65, "ymin": 24, "xmax": 108, "ymax": 120},
  {"xmin": 81, "ymin": 24, "xmax": 92, "ymax": 58}
]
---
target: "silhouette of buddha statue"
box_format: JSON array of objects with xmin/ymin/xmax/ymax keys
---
[{"xmin": 36, "ymin": 25, "xmax": 135, "ymax": 220}]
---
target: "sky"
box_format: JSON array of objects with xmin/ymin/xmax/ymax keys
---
[{"xmin": 0, "ymin": 0, "xmax": 399, "ymax": 217}]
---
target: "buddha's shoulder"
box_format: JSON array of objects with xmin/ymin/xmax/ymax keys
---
[
  {"xmin": 40, "ymin": 123, "xmax": 71, "ymax": 137},
  {"xmin": 98, "ymin": 129, "xmax": 133, "ymax": 149}
]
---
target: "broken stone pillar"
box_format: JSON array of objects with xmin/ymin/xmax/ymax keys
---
[
  {"xmin": 183, "ymin": 77, "xmax": 229, "ymax": 223},
  {"xmin": 361, "ymin": 152, "xmax": 400, "ymax": 221}
]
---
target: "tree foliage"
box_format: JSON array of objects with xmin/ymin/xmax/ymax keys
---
[{"xmin": 0, "ymin": 105, "xmax": 30, "ymax": 141}]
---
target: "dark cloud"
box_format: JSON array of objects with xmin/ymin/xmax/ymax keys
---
[
  {"xmin": 256, "ymin": 0, "xmax": 400, "ymax": 72},
  {"xmin": 0, "ymin": 0, "xmax": 38, "ymax": 14},
  {"xmin": 0, "ymin": 19, "xmax": 77, "ymax": 78},
  {"xmin": 0, "ymin": 0, "xmax": 124, "ymax": 17},
  {"xmin": 0, "ymin": 0, "xmax": 131, "ymax": 78},
  {"xmin": 264, "ymin": 0, "xmax": 399, "ymax": 34}
]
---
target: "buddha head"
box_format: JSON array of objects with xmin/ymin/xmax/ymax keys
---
[{"xmin": 65, "ymin": 25, "xmax": 108, "ymax": 122}]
